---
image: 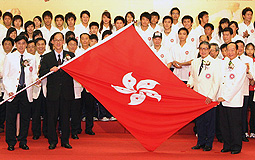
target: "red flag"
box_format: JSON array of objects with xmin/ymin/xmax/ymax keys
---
[{"xmin": 62, "ymin": 24, "xmax": 218, "ymax": 151}]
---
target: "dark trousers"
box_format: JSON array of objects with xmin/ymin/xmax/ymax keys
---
[
  {"xmin": 82, "ymin": 90, "xmax": 95, "ymax": 132},
  {"xmin": 242, "ymin": 96, "xmax": 249, "ymax": 135},
  {"xmin": 98, "ymin": 100, "xmax": 112, "ymax": 119},
  {"xmin": 215, "ymin": 104, "xmax": 222, "ymax": 140},
  {"xmin": 0, "ymin": 93, "xmax": 6, "ymax": 129},
  {"xmin": 196, "ymin": 107, "xmax": 216, "ymax": 147},
  {"xmin": 249, "ymin": 91, "xmax": 255, "ymax": 133},
  {"xmin": 32, "ymin": 89, "xmax": 47, "ymax": 137},
  {"xmin": 47, "ymin": 96, "xmax": 72, "ymax": 145},
  {"xmin": 6, "ymin": 91, "xmax": 31, "ymax": 146},
  {"xmin": 219, "ymin": 104, "xmax": 242, "ymax": 151},
  {"xmin": 71, "ymin": 98, "xmax": 82, "ymax": 135}
]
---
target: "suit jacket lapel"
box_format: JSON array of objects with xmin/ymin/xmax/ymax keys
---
[{"xmin": 50, "ymin": 51, "xmax": 58, "ymax": 66}]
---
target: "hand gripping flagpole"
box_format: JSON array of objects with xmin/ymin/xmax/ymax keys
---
[
  {"xmin": 0, "ymin": 22, "xmax": 135, "ymax": 106},
  {"xmin": 0, "ymin": 70, "xmax": 54, "ymax": 105}
]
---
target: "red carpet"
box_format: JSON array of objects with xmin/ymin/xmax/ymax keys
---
[
  {"xmin": 0, "ymin": 121, "xmax": 254, "ymax": 159},
  {"xmin": 0, "ymin": 133, "xmax": 255, "ymax": 159}
]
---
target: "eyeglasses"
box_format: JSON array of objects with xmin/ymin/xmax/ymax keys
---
[{"xmin": 199, "ymin": 48, "xmax": 209, "ymax": 51}]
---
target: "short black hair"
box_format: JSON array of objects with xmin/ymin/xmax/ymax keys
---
[
  {"xmin": 35, "ymin": 37, "xmax": 46, "ymax": 45},
  {"xmin": 14, "ymin": 35, "xmax": 28, "ymax": 43},
  {"xmin": 90, "ymin": 34, "xmax": 98, "ymax": 42},
  {"xmin": 65, "ymin": 12, "xmax": 76, "ymax": 24},
  {"xmin": 228, "ymin": 42, "xmax": 238, "ymax": 50},
  {"xmin": 27, "ymin": 40, "xmax": 35, "ymax": 45},
  {"xmin": 102, "ymin": 30, "xmax": 112, "ymax": 40},
  {"xmin": 66, "ymin": 37, "xmax": 78, "ymax": 45},
  {"xmin": 2, "ymin": 37, "xmax": 14, "ymax": 46},
  {"xmin": 199, "ymin": 35, "xmax": 209, "ymax": 41},
  {"xmin": 80, "ymin": 10, "xmax": 90, "ymax": 18},
  {"xmin": 170, "ymin": 7, "xmax": 180, "ymax": 15},
  {"xmin": 3, "ymin": 12, "xmax": 13, "ymax": 20},
  {"xmin": 42, "ymin": 10, "xmax": 53, "ymax": 20},
  {"xmin": 54, "ymin": 14, "xmax": 64, "ymax": 22},
  {"xmin": 242, "ymin": 7, "xmax": 253, "ymax": 17},
  {"xmin": 24, "ymin": 21, "xmax": 35, "ymax": 32},
  {"xmin": 80, "ymin": 33, "xmax": 90, "ymax": 39},
  {"xmin": 19, "ymin": 31, "xmax": 29, "ymax": 38},
  {"xmin": 12, "ymin": 15, "xmax": 23, "ymax": 27},
  {"xmin": 114, "ymin": 16, "xmax": 125, "ymax": 24},
  {"xmin": 151, "ymin": 11, "xmax": 160, "ymax": 21},
  {"xmin": 0, "ymin": 10, "xmax": 2, "ymax": 18},
  {"xmin": 89, "ymin": 22, "xmax": 99, "ymax": 29},
  {"xmin": 210, "ymin": 43, "xmax": 219, "ymax": 51},
  {"xmin": 178, "ymin": 27, "xmax": 189, "ymax": 35},
  {"xmin": 6, "ymin": 27, "xmax": 17, "ymax": 38},
  {"xmin": 198, "ymin": 11, "xmax": 208, "ymax": 24},
  {"xmin": 220, "ymin": 43, "xmax": 228, "ymax": 51},
  {"xmin": 162, "ymin": 16, "xmax": 173, "ymax": 24},
  {"xmin": 229, "ymin": 21, "xmax": 239, "ymax": 34},
  {"xmin": 199, "ymin": 41, "xmax": 210, "ymax": 49},
  {"xmin": 140, "ymin": 12, "xmax": 151, "ymax": 21},
  {"xmin": 65, "ymin": 31, "xmax": 75, "ymax": 42},
  {"xmin": 235, "ymin": 40, "xmax": 245, "ymax": 46},
  {"xmin": 222, "ymin": 27, "xmax": 233, "ymax": 35},
  {"xmin": 33, "ymin": 30, "xmax": 43, "ymax": 40},
  {"xmin": 52, "ymin": 32, "xmax": 64, "ymax": 40},
  {"xmin": 182, "ymin": 15, "xmax": 193, "ymax": 23},
  {"xmin": 204, "ymin": 23, "xmax": 214, "ymax": 30}
]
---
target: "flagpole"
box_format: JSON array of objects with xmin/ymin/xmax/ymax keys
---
[
  {"xmin": 0, "ymin": 22, "xmax": 135, "ymax": 105},
  {"xmin": 0, "ymin": 70, "xmax": 54, "ymax": 105}
]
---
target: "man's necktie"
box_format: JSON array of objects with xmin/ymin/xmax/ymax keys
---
[
  {"xmin": 19, "ymin": 55, "xmax": 25, "ymax": 86},
  {"xmin": 198, "ymin": 60, "xmax": 203, "ymax": 76},
  {"xmin": 58, "ymin": 54, "xmax": 61, "ymax": 66}
]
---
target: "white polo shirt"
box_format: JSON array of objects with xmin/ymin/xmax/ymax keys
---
[
  {"xmin": 0, "ymin": 26, "xmax": 7, "ymax": 46},
  {"xmin": 150, "ymin": 45, "xmax": 172, "ymax": 66},
  {"xmin": 232, "ymin": 34, "xmax": 245, "ymax": 43},
  {"xmin": 185, "ymin": 29, "xmax": 199, "ymax": 48},
  {"xmin": 238, "ymin": 22, "xmax": 255, "ymax": 42},
  {"xmin": 149, "ymin": 24, "xmax": 163, "ymax": 33},
  {"xmin": 195, "ymin": 25, "xmax": 205, "ymax": 37},
  {"xmin": 170, "ymin": 43, "xmax": 197, "ymax": 81},
  {"xmin": 136, "ymin": 26, "xmax": 154, "ymax": 47},
  {"xmin": 171, "ymin": 22, "xmax": 183, "ymax": 34},
  {"xmin": 161, "ymin": 30, "xmax": 177, "ymax": 50},
  {"xmin": 39, "ymin": 25, "xmax": 59, "ymax": 44},
  {"xmin": 76, "ymin": 23, "xmax": 90, "ymax": 35}
]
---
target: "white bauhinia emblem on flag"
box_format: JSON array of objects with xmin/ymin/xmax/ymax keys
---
[{"xmin": 111, "ymin": 72, "xmax": 161, "ymax": 105}]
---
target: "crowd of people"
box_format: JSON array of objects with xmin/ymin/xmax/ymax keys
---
[{"xmin": 0, "ymin": 6, "xmax": 254, "ymax": 154}]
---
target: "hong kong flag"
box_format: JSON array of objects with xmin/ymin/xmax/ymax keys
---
[{"xmin": 62, "ymin": 23, "xmax": 218, "ymax": 151}]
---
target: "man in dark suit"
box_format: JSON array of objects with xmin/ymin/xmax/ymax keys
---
[{"xmin": 39, "ymin": 32, "xmax": 75, "ymax": 150}]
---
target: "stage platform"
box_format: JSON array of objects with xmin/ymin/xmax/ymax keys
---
[{"xmin": 0, "ymin": 133, "xmax": 254, "ymax": 160}]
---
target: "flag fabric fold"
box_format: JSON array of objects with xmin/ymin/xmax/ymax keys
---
[{"xmin": 62, "ymin": 24, "xmax": 218, "ymax": 151}]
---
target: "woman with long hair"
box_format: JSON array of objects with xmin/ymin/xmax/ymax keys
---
[{"xmin": 99, "ymin": 10, "xmax": 113, "ymax": 39}]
